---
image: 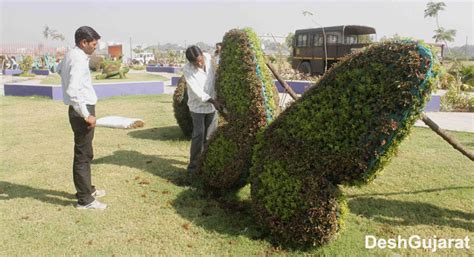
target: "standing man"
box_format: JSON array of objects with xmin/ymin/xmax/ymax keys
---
[
  {"xmin": 183, "ymin": 45, "xmax": 222, "ymax": 174},
  {"xmin": 58, "ymin": 26, "xmax": 106, "ymax": 210},
  {"xmin": 214, "ymin": 42, "xmax": 222, "ymax": 64}
]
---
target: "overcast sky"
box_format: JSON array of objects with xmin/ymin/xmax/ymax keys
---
[{"xmin": 1, "ymin": 0, "xmax": 472, "ymax": 52}]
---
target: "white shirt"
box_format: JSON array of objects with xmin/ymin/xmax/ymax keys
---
[
  {"xmin": 57, "ymin": 46, "xmax": 97, "ymax": 118},
  {"xmin": 183, "ymin": 53, "xmax": 216, "ymax": 113}
]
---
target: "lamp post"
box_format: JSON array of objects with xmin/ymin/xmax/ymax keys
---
[
  {"xmin": 129, "ymin": 37, "xmax": 132, "ymax": 63},
  {"xmin": 302, "ymin": 10, "xmax": 328, "ymax": 73}
]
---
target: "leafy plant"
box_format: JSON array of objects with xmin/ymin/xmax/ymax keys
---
[
  {"xmin": 172, "ymin": 76, "xmax": 193, "ymax": 138},
  {"xmin": 196, "ymin": 28, "xmax": 280, "ymax": 191},
  {"xmin": 441, "ymin": 82, "xmax": 473, "ymax": 112},
  {"xmin": 250, "ymin": 41, "xmax": 439, "ymax": 247},
  {"xmin": 19, "ymin": 56, "xmax": 33, "ymax": 75},
  {"xmin": 448, "ymin": 60, "xmax": 474, "ymax": 88}
]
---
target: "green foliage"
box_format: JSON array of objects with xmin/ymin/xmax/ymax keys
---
[
  {"xmin": 18, "ymin": 73, "xmax": 35, "ymax": 77},
  {"xmin": 130, "ymin": 64, "xmax": 146, "ymax": 70},
  {"xmin": 256, "ymin": 160, "xmax": 306, "ymax": 221},
  {"xmin": 251, "ymin": 174, "xmax": 347, "ymax": 247},
  {"xmin": 448, "ymin": 60, "xmax": 474, "ymax": 87},
  {"xmin": 424, "ymin": 1, "xmax": 446, "ymax": 19},
  {"xmin": 441, "ymin": 82, "xmax": 474, "ymax": 112},
  {"xmin": 196, "ymin": 28, "xmax": 280, "ymax": 191},
  {"xmin": 95, "ymin": 60, "xmax": 129, "ymax": 79},
  {"xmin": 285, "ymin": 32, "xmax": 294, "ymax": 52},
  {"xmin": 199, "ymin": 132, "xmax": 240, "ymax": 186},
  {"xmin": 172, "ymin": 76, "xmax": 193, "ymax": 138},
  {"xmin": 432, "ymin": 27, "xmax": 456, "ymax": 43},
  {"xmin": 250, "ymin": 41, "xmax": 438, "ymax": 247},
  {"xmin": 19, "ymin": 56, "xmax": 33, "ymax": 74},
  {"xmin": 424, "ymin": 1, "xmax": 456, "ymax": 46},
  {"xmin": 437, "ymin": 69, "xmax": 457, "ymax": 89}
]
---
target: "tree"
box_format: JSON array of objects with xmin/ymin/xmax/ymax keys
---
[
  {"xmin": 285, "ymin": 32, "xmax": 294, "ymax": 52},
  {"xmin": 42, "ymin": 26, "xmax": 65, "ymax": 41},
  {"xmin": 424, "ymin": 1, "xmax": 456, "ymax": 48},
  {"xmin": 433, "ymin": 27, "xmax": 456, "ymax": 43},
  {"xmin": 133, "ymin": 45, "xmax": 144, "ymax": 54},
  {"xmin": 424, "ymin": 1, "xmax": 446, "ymax": 29}
]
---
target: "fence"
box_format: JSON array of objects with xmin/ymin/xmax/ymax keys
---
[{"xmin": 0, "ymin": 42, "xmax": 68, "ymax": 58}]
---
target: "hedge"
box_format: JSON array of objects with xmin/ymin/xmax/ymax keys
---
[
  {"xmin": 250, "ymin": 41, "xmax": 438, "ymax": 246},
  {"xmin": 196, "ymin": 28, "xmax": 280, "ymax": 191},
  {"xmin": 172, "ymin": 76, "xmax": 193, "ymax": 139}
]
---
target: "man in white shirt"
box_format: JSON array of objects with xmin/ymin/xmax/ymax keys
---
[
  {"xmin": 57, "ymin": 26, "xmax": 106, "ymax": 210},
  {"xmin": 183, "ymin": 45, "xmax": 222, "ymax": 174}
]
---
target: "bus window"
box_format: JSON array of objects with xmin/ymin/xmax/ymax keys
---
[
  {"xmin": 296, "ymin": 34, "xmax": 308, "ymax": 47},
  {"xmin": 327, "ymin": 34, "xmax": 339, "ymax": 44},
  {"xmin": 313, "ymin": 34, "xmax": 323, "ymax": 46},
  {"xmin": 345, "ymin": 35, "xmax": 357, "ymax": 44}
]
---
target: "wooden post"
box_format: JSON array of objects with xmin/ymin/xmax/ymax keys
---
[
  {"xmin": 266, "ymin": 62, "xmax": 299, "ymax": 100},
  {"xmin": 421, "ymin": 113, "xmax": 474, "ymax": 161}
]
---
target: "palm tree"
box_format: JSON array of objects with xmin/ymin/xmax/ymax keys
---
[
  {"xmin": 433, "ymin": 27, "xmax": 456, "ymax": 43},
  {"xmin": 43, "ymin": 25, "xmax": 65, "ymax": 41},
  {"xmin": 424, "ymin": 1, "xmax": 446, "ymax": 29},
  {"xmin": 43, "ymin": 26, "xmax": 50, "ymax": 40},
  {"xmin": 424, "ymin": 1, "xmax": 456, "ymax": 54}
]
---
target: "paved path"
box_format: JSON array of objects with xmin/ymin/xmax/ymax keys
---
[{"xmin": 415, "ymin": 112, "xmax": 473, "ymax": 133}]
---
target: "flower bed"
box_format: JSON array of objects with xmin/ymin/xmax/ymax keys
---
[{"xmin": 4, "ymin": 81, "xmax": 164, "ymax": 100}]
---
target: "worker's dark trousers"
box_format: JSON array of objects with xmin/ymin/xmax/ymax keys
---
[{"xmin": 68, "ymin": 105, "xmax": 96, "ymax": 205}]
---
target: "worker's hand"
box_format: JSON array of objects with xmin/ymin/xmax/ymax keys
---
[
  {"xmin": 85, "ymin": 115, "xmax": 96, "ymax": 129},
  {"xmin": 209, "ymin": 99, "xmax": 224, "ymax": 112}
]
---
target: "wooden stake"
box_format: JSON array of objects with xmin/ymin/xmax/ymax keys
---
[
  {"xmin": 421, "ymin": 113, "xmax": 474, "ymax": 161},
  {"xmin": 266, "ymin": 62, "xmax": 299, "ymax": 100}
]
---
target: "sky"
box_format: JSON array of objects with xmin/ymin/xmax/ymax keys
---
[{"xmin": 0, "ymin": 0, "xmax": 472, "ymax": 59}]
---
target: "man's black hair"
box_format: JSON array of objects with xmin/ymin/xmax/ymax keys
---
[
  {"xmin": 75, "ymin": 26, "xmax": 101, "ymax": 46},
  {"xmin": 215, "ymin": 42, "xmax": 223, "ymax": 55},
  {"xmin": 185, "ymin": 45, "xmax": 203, "ymax": 63}
]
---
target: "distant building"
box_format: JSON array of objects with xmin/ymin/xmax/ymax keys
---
[{"xmin": 108, "ymin": 44, "xmax": 123, "ymax": 59}]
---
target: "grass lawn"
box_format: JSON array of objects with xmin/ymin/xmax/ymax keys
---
[
  {"xmin": 0, "ymin": 94, "xmax": 473, "ymax": 256},
  {"xmin": 40, "ymin": 72, "xmax": 167, "ymax": 85}
]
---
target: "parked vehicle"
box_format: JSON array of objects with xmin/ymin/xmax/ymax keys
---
[
  {"xmin": 292, "ymin": 25, "xmax": 376, "ymax": 75},
  {"xmin": 132, "ymin": 52, "xmax": 155, "ymax": 65}
]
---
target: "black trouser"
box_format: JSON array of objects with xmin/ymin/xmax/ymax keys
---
[{"xmin": 68, "ymin": 105, "xmax": 96, "ymax": 205}]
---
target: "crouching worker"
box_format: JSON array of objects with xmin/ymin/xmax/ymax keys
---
[
  {"xmin": 58, "ymin": 26, "xmax": 107, "ymax": 210},
  {"xmin": 183, "ymin": 45, "xmax": 222, "ymax": 174}
]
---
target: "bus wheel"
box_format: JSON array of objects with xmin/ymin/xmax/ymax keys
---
[{"xmin": 297, "ymin": 62, "xmax": 311, "ymax": 74}]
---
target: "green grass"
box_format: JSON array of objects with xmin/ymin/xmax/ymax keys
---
[
  {"xmin": 0, "ymin": 95, "xmax": 473, "ymax": 256},
  {"xmin": 40, "ymin": 72, "xmax": 167, "ymax": 85}
]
